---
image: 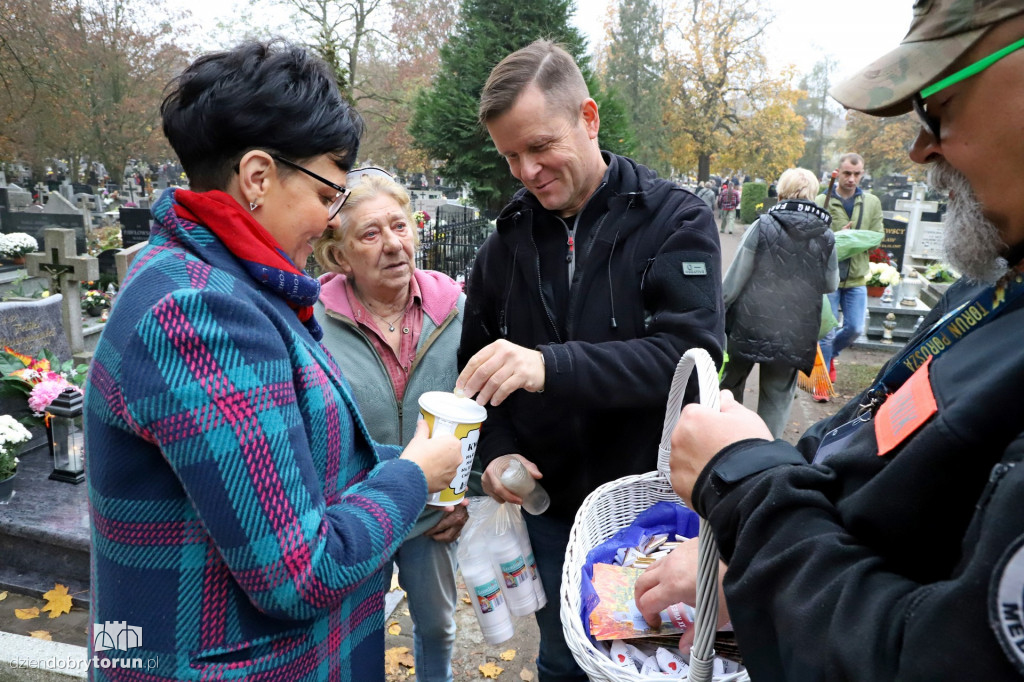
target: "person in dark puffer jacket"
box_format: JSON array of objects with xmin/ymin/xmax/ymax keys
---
[{"xmin": 720, "ymin": 168, "xmax": 838, "ymax": 437}]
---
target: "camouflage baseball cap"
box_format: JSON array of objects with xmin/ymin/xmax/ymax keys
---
[{"xmin": 831, "ymin": 0, "xmax": 1024, "ymax": 116}]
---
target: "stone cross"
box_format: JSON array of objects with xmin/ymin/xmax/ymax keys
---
[
  {"xmin": 894, "ymin": 183, "xmax": 942, "ymax": 264},
  {"xmin": 24, "ymin": 228, "xmax": 99, "ymax": 362}
]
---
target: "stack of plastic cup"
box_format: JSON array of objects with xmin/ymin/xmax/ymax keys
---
[
  {"xmin": 514, "ymin": 514, "xmax": 547, "ymax": 609},
  {"xmin": 491, "ymin": 531, "xmax": 539, "ymax": 617},
  {"xmin": 460, "ymin": 552, "xmax": 515, "ymax": 644}
]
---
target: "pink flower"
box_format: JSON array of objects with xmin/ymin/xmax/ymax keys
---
[{"xmin": 28, "ymin": 377, "xmax": 76, "ymax": 414}]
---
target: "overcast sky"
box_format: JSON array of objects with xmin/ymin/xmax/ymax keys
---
[
  {"xmin": 570, "ymin": 0, "xmax": 915, "ymax": 84},
  {"xmin": 177, "ymin": 0, "xmax": 915, "ymax": 89}
]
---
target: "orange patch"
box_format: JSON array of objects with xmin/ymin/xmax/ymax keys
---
[{"xmin": 875, "ymin": 356, "xmax": 937, "ymax": 457}]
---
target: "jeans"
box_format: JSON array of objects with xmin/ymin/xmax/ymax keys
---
[
  {"xmin": 522, "ymin": 513, "xmax": 588, "ymax": 682},
  {"xmin": 721, "ymin": 209, "xmax": 736, "ymax": 234},
  {"xmin": 719, "ymin": 355, "xmax": 798, "ymax": 439},
  {"xmin": 388, "ymin": 533, "xmax": 459, "ymax": 682},
  {"xmin": 820, "ymin": 286, "xmax": 867, "ymax": 368}
]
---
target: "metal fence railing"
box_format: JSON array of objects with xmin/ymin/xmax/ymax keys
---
[{"xmin": 416, "ymin": 217, "xmax": 492, "ymax": 286}]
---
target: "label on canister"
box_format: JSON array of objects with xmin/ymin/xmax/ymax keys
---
[{"xmin": 418, "ymin": 391, "xmax": 487, "ymax": 506}]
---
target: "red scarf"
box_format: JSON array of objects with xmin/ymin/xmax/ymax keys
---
[{"xmin": 173, "ymin": 189, "xmax": 323, "ymax": 340}]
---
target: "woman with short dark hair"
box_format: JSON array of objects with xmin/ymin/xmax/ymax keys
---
[{"xmin": 84, "ymin": 40, "xmax": 460, "ymax": 681}]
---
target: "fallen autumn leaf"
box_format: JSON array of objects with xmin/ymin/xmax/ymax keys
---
[
  {"xmin": 384, "ymin": 646, "xmax": 415, "ymax": 675},
  {"xmin": 479, "ymin": 661, "xmax": 503, "ymax": 678},
  {"xmin": 42, "ymin": 584, "xmax": 73, "ymax": 619}
]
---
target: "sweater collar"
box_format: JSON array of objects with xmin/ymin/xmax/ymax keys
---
[{"xmin": 318, "ymin": 269, "xmax": 461, "ymax": 326}]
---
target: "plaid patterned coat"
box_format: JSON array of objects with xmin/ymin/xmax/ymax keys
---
[{"xmin": 84, "ymin": 188, "xmax": 427, "ymax": 681}]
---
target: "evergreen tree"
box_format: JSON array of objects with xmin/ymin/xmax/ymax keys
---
[
  {"xmin": 604, "ymin": 0, "xmax": 667, "ymax": 174},
  {"xmin": 795, "ymin": 58, "xmax": 840, "ymax": 177},
  {"xmin": 409, "ymin": 0, "xmax": 633, "ymax": 212}
]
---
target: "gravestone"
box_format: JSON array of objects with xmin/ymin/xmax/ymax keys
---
[
  {"xmin": 24, "ymin": 228, "xmax": 99, "ymax": 363},
  {"xmin": 71, "ymin": 183, "xmax": 93, "ymax": 196},
  {"xmin": 4, "ymin": 185, "xmax": 32, "ymax": 210},
  {"xmin": 895, "ymin": 184, "xmax": 943, "ymax": 263},
  {"xmin": 97, "ymin": 248, "xmax": 119, "ymax": 283},
  {"xmin": 119, "ymin": 206, "xmax": 152, "ymax": 248},
  {"xmin": 42, "ymin": 191, "xmax": 83, "ymax": 216},
  {"xmin": 2, "ymin": 208, "xmax": 87, "ymax": 255},
  {"xmin": 0, "ymin": 295, "xmax": 71, "ymax": 361},
  {"xmin": 0, "ymin": 295, "xmax": 71, "ymax": 467},
  {"xmin": 881, "ymin": 216, "xmax": 909, "ymax": 271}
]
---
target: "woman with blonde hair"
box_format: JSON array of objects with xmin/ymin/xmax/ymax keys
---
[
  {"xmin": 720, "ymin": 168, "xmax": 839, "ymax": 436},
  {"xmin": 314, "ymin": 171, "xmax": 472, "ymax": 682}
]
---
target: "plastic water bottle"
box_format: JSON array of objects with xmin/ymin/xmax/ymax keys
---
[
  {"xmin": 460, "ymin": 552, "xmax": 515, "ymax": 644},
  {"xmin": 499, "ymin": 457, "xmax": 550, "ymax": 515},
  {"xmin": 491, "ymin": 531, "xmax": 539, "ymax": 617}
]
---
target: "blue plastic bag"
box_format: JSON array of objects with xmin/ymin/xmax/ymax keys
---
[{"xmin": 579, "ymin": 501, "xmax": 701, "ymax": 637}]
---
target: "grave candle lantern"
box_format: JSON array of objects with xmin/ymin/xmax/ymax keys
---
[{"xmin": 46, "ymin": 387, "xmax": 85, "ymax": 484}]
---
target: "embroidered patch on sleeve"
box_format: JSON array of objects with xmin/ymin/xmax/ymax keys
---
[
  {"xmin": 991, "ymin": 533, "xmax": 1024, "ymax": 676},
  {"xmin": 874, "ymin": 355, "xmax": 937, "ymax": 457}
]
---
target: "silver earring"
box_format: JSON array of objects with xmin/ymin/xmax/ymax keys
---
[{"xmin": 249, "ymin": 201, "xmax": 259, "ymax": 211}]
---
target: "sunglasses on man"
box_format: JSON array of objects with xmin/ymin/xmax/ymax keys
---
[{"xmin": 912, "ymin": 35, "xmax": 1024, "ymax": 139}]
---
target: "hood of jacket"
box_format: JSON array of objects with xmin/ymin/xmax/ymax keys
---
[
  {"xmin": 318, "ymin": 268, "xmax": 462, "ymax": 325},
  {"xmin": 766, "ymin": 199, "xmax": 833, "ymax": 241}
]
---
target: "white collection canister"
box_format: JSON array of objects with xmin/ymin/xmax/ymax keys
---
[{"xmin": 417, "ymin": 391, "xmax": 487, "ymax": 506}]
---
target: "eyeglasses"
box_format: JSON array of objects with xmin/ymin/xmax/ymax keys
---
[
  {"xmin": 913, "ymin": 35, "xmax": 1024, "ymax": 139},
  {"xmin": 272, "ymin": 155, "xmax": 350, "ymax": 220}
]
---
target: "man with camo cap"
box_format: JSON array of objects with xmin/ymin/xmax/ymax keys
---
[{"xmin": 634, "ymin": 2, "xmax": 1024, "ymax": 678}]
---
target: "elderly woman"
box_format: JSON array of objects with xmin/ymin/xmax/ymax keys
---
[
  {"xmin": 314, "ymin": 172, "xmax": 471, "ymax": 682},
  {"xmin": 720, "ymin": 167, "xmax": 839, "ymax": 436},
  {"xmin": 83, "ymin": 41, "xmax": 460, "ymax": 681}
]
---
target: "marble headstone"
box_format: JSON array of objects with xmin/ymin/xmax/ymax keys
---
[{"xmin": 0, "ymin": 295, "xmax": 71, "ymax": 361}]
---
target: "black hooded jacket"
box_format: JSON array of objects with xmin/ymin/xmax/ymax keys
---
[
  {"xmin": 458, "ymin": 153, "xmax": 724, "ymax": 522},
  {"xmin": 725, "ymin": 200, "xmax": 835, "ymax": 374}
]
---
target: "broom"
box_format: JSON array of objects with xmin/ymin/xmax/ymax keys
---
[
  {"xmin": 797, "ymin": 170, "xmax": 841, "ymax": 401},
  {"xmin": 798, "ymin": 343, "xmax": 835, "ymax": 399}
]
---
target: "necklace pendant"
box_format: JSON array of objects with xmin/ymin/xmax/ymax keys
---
[{"xmin": 388, "ymin": 324, "xmax": 395, "ymax": 332}]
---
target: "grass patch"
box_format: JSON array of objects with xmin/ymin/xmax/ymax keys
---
[{"xmin": 835, "ymin": 361, "xmax": 885, "ymax": 399}]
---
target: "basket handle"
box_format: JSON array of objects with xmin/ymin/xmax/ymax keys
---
[
  {"xmin": 657, "ymin": 348, "xmax": 722, "ymax": 682},
  {"xmin": 657, "ymin": 348, "xmax": 721, "ymax": 476}
]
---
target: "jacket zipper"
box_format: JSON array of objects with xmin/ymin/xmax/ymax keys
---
[
  {"xmin": 324, "ymin": 309, "xmax": 401, "ymax": 435},
  {"xmin": 327, "ymin": 305, "xmax": 460, "ymax": 438},
  {"xmin": 529, "ymin": 229, "xmax": 563, "ymax": 344},
  {"xmin": 976, "ymin": 462, "xmax": 1015, "ymax": 512},
  {"xmin": 565, "ymin": 206, "xmax": 614, "ymax": 339}
]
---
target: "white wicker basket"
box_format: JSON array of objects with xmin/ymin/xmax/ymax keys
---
[{"xmin": 560, "ymin": 349, "xmax": 750, "ymax": 682}]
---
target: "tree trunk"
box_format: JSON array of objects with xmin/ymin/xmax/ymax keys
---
[{"xmin": 698, "ymin": 154, "xmax": 711, "ymax": 183}]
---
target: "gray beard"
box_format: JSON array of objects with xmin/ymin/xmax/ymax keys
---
[{"xmin": 927, "ymin": 161, "xmax": 1007, "ymax": 284}]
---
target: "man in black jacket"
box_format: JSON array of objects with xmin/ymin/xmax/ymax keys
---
[
  {"xmin": 456, "ymin": 39, "xmax": 723, "ymax": 681},
  {"xmin": 637, "ymin": 2, "xmax": 1024, "ymax": 680}
]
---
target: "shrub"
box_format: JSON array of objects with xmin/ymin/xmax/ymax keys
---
[{"xmin": 740, "ymin": 182, "xmax": 768, "ymax": 224}]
